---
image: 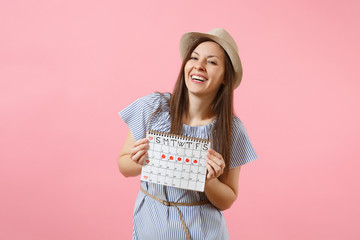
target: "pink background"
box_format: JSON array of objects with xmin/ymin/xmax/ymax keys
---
[{"xmin": 1, "ymin": 0, "xmax": 359, "ymax": 239}]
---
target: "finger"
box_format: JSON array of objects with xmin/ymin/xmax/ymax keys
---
[
  {"xmin": 138, "ymin": 152, "xmax": 148, "ymax": 165},
  {"xmin": 132, "ymin": 142, "xmax": 149, "ymax": 154},
  {"xmin": 208, "ymin": 148, "xmax": 223, "ymax": 161},
  {"xmin": 207, "ymin": 158, "xmax": 223, "ymax": 176},
  {"xmin": 131, "ymin": 149, "xmax": 147, "ymax": 163},
  {"xmin": 130, "ymin": 143, "xmax": 149, "ymax": 156},
  {"xmin": 134, "ymin": 138, "xmax": 149, "ymax": 147},
  {"xmin": 207, "ymin": 152, "xmax": 225, "ymax": 168},
  {"xmin": 206, "ymin": 164, "xmax": 214, "ymax": 179}
]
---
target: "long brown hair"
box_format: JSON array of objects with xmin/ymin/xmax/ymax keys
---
[{"xmin": 170, "ymin": 37, "xmax": 235, "ymax": 174}]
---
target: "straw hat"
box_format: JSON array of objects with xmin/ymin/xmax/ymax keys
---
[{"xmin": 179, "ymin": 28, "xmax": 243, "ymax": 89}]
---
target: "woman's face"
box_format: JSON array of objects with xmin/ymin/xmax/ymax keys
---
[{"xmin": 184, "ymin": 41, "xmax": 225, "ymax": 100}]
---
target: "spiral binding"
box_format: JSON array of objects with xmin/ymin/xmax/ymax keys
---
[{"xmin": 147, "ymin": 130, "xmax": 210, "ymax": 144}]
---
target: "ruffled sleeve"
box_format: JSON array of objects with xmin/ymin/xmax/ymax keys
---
[
  {"xmin": 230, "ymin": 116, "xmax": 258, "ymax": 168},
  {"xmin": 118, "ymin": 92, "xmax": 167, "ymax": 141}
]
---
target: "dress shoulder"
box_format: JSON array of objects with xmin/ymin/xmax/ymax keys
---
[
  {"xmin": 230, "ymin": 115, "xmax": 258, "ymax": 168},
  {"xmin": 118, "ymin": 92, "xmax": 170, "ymax": 140},
  {"xmin": 136, "ymin": 92, "xmax": 170, "ymax": 111}
]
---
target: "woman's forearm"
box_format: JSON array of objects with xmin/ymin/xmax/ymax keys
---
[
  {"xmin": 118, "ymin": 131, "xmax": 148, "ymax": 177},
  {"xmin": 118, "ymin": 153, "xmax": 142, "ymax": 177},
  {"xmin": 204, "ymin": 178, "xmax": 237, "ymax": 211}
]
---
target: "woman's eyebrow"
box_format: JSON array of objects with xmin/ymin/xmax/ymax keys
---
[{"xmin": 193, "ymin": 51, "xmax": 219, "ymax": 59}]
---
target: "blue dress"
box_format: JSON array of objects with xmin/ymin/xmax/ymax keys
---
[{"xmin": 119, "ymin": 92, "xmax": 257, "ymax": 240}]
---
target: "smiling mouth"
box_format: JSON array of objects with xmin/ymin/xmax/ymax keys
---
[{"xmin": 191, "ymin": 75, "xmax": 207, "ymax": 82}]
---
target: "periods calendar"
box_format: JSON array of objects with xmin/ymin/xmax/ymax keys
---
[{"xmin": 141, "ymin": 130, "xmax": 210, "ymax": 192}]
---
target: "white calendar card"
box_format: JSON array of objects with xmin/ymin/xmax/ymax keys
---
[{"xmin": 140, "ymin": 130, "xmax": 211, "ymax": 192}]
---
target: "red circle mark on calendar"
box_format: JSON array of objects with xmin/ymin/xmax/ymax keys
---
[
  {"xmin": 193, "ymin": 160, "xmax": 197, "ymax": 164},
  {"xmin": 148, "ymin": 136, "xmax": 153, "ymax": 140},
  {"xmin": 186, "ymin": 158, "xmax": 190, "ymax": 162},
  {"xmin": 177, "ymin": 157, "xmax": 182, "ymax": 161},
  {"xmin": 162, "ymin": 154, "xmax": 166, "ymax": 159},
  {"xmin": 170, "ymin": 156, "xmax": 174, "ymax": 160}
]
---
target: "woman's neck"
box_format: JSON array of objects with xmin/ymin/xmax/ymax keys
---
[{"xmin": 183, "ymin": 93, "xmax": 216, "ymax": 126}]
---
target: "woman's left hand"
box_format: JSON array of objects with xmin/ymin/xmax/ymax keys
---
[{"xmin": 206, "ymin": 148, "xmax": 226, "ymax": 180}]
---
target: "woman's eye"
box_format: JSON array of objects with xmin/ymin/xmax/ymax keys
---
[
  {"xmin": 190, "ymin": 57, "xmax": 198, "ymax": 60},
  {"xmin": 208, "ymin": 61, "xmax": 217, "ymax": 65}
]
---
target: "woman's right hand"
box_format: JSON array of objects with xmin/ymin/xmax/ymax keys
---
[{"xmin": 130, "ymin": 138, "xmax": 149, "ymax": 165}]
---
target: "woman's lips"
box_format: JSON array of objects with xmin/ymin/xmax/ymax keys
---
[{"xmin": 191, "ymin": 74, "xmax": 207, "ymax": 83}]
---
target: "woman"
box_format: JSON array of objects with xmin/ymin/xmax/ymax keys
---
[{"xmin": 118, "ymin": 28, "xmax": 257, "ymax": 240}]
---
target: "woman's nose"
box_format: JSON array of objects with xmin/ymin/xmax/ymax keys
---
[{"xmin": 194, "ymin": 60, "xmax": 205, "ymax": 71}]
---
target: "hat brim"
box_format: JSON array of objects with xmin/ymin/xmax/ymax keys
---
[{"xmin": 179, "ymin": 32, "xmax": 243, "ymax": 89}]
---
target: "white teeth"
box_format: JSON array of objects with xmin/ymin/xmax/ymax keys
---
[{"xmin": 191, "ymin": 75, "xmax": 206, "ymax": 82}]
